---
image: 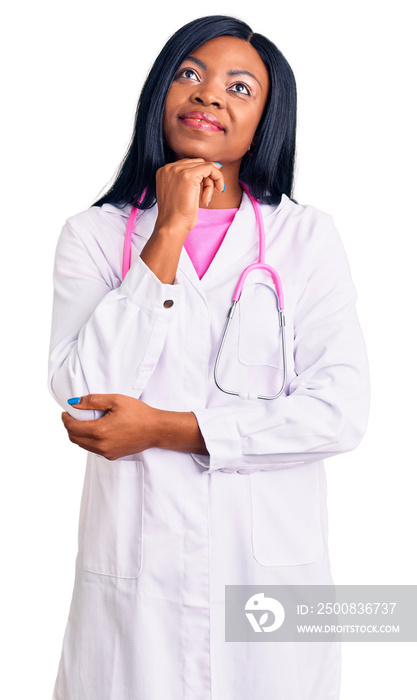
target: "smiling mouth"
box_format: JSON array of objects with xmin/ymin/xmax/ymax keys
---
[{"xmin": 178, "ymin": 112, "xmax": 224, "ymax": 132}]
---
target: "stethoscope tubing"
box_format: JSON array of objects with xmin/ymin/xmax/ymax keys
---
[
  {"xmin": 122, "ymin": 190, "xmax": 146, "ymax": 280},
  {"xmin": 213, "ymin": 299, "xmax": 287, "ymax": 400},
  {"xmin": 213, "ymin": 182, "xmax": 287, "ymax": 400}
]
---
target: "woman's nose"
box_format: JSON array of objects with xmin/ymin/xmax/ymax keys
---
[{"xmin": 190, "ymin": 83, "xmax": 225, "ymax": 109}]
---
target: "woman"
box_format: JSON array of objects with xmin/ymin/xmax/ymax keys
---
[{"xmin": 48, "ymin": 15, "xmax": 370, "ymax": 700}]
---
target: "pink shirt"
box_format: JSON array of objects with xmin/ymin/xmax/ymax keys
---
[{"xmin": 184, "ymin": 207, "xmax": 239, "ymax": 279}]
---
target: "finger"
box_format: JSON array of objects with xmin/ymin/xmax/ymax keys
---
[
  {"xmin": 181, "ymin": 160, "xmax": 223, "ymax": 172},
  {"xmin": 201, "ymin": 161, "xmax": 224, "ymax": 192},
  {"xmin": 173, "ymin": 158, "xmax": 206, "ymax": 165},
  {"xmin": 66, "ymin": 393, "xmax": 118, "ymax": 411},
  {"xmin": 201, "ymin": 177, "xmax": 214, "ymax": 206},
  {"xmin": 173, "ymin": 160, "xmax": 223, "ymax": 175},
  {"xmin": 181, "ymin": 161, "xmax": 224, "ymax": 192},
  {"xmin": 62, "ymin": 411, "xmax": 106, "ymax": 438},
  {"xmin": 210, "ymin": 164, "xmax": 225, "ymax": 193},
  {"xmin": 64, "ymin": 423, "xmax": 106, "ymax": 456},
  {"xmin": 62, "ymin": 412, "xmax": 119, "ymax": 459}
]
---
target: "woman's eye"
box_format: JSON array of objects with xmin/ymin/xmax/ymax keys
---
[
  {"xmin": 230, "ymin": 83, "xmax": 250, "ymax": 95},
  {"xmin": 177, "ymin": 69, "xmax": 199, "ymax": 81}
]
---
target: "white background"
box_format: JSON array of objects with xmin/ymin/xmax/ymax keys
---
[{"xmin": 1, "ymin": 1, "xmax": 416, "ymax": 698}]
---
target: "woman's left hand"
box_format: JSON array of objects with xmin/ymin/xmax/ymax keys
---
[{"xmin": 61, "ymin": 394, "xmax": 160, "ymax": 460}]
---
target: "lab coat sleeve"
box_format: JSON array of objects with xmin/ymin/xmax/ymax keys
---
[
  {"xmin": 48, "ymin": 218, "xmax": 183, "ymax": 421},
  {"xmin": 191, "ymin": 218, "xmax": 370, "ymax": 474}
]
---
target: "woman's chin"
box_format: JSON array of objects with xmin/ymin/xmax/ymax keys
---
[{"xmin": 165, "ymin": 141, "xmax": 221, "ymax": 163}]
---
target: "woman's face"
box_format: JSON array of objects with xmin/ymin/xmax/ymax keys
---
[{"xmin": 162, "ymin": 36, "xmax": 270, "ymax": 168}]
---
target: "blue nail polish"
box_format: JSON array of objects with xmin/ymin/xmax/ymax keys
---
[
  {"xmin": 215, "ymin": 161, "xmax": 223, "ymax": 167},
  {"xmin": 68, "ymin": 397, "xmax": 81, "ymax": 405},
  {"xmin": 222, "ymin": 184, "xmax": 226, "ymax": 193}
]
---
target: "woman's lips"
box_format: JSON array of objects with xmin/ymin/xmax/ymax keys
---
[{"xmin": 178, "ymin": 111, "xmax": 224, "ymax": 132}]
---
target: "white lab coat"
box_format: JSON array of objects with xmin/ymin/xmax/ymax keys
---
[{"xmin": 48, "ymin": 191, "xmax": 370, "ymax": 700}]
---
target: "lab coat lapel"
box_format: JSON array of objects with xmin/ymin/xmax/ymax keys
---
[
  {"xmin": 175, "ymin": 193, "xmax": 261, "ymax": 298},
  {"xmin": 178, "ymin": 246, "xmax": 207, "ymax": 292},
  {"xmin": 199, "ymin": 191, "xmax": 259, "ymax": 288}
]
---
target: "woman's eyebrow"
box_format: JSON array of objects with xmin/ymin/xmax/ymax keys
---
[
  {"xmin": 227, "ymin": 69, "xmax": 262, "ymax": 88},
  {"xmin": 184, "ymin": 56, "xmax": 207, "ymax": 70},
  {"xmin": 184, "ymin": 56, "xmax": 262, "ymax": 89}
]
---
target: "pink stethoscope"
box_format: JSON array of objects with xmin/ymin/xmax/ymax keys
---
[{"xmin": 122, "ymin": 182, "xmax": 287, "ymax": 400}]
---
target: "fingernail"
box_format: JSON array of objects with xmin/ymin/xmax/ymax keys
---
[
  {"xmin": 215, "ymin": 162, "xmax": 223, "ymax": 167},
  {"xmin": 222, "ymin": 184, "xmax": 226, "ymax": 193},
  {"xmin": 68, "ymin": 397, "xmax": 81, "ymax": 405}
]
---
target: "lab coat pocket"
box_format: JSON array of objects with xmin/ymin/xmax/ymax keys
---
[
  {"xmin": 249, "ymin": 463, "xmax": 324, "ymax": 566},
  {"xmin": 82, "ymin": 455, "xmax": 144, "ymax": 578}
]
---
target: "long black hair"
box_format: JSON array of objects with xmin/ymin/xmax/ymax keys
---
[{"xmin": 93, "ymin": 15, "xmax": 297, "ymax": 209}]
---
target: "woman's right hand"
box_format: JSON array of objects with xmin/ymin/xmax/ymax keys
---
[
  {"xmin": 154, "ymin": 158, "xmax": 224, "ymax": 237},
  {"xmin": 139, "ymin": 159, "xmax": 224, "ymax": 284}
]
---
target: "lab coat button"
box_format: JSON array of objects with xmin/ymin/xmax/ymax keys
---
[{"xmin": 163, "ymin": 299, "xmax": 174, "ymax": 308}]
